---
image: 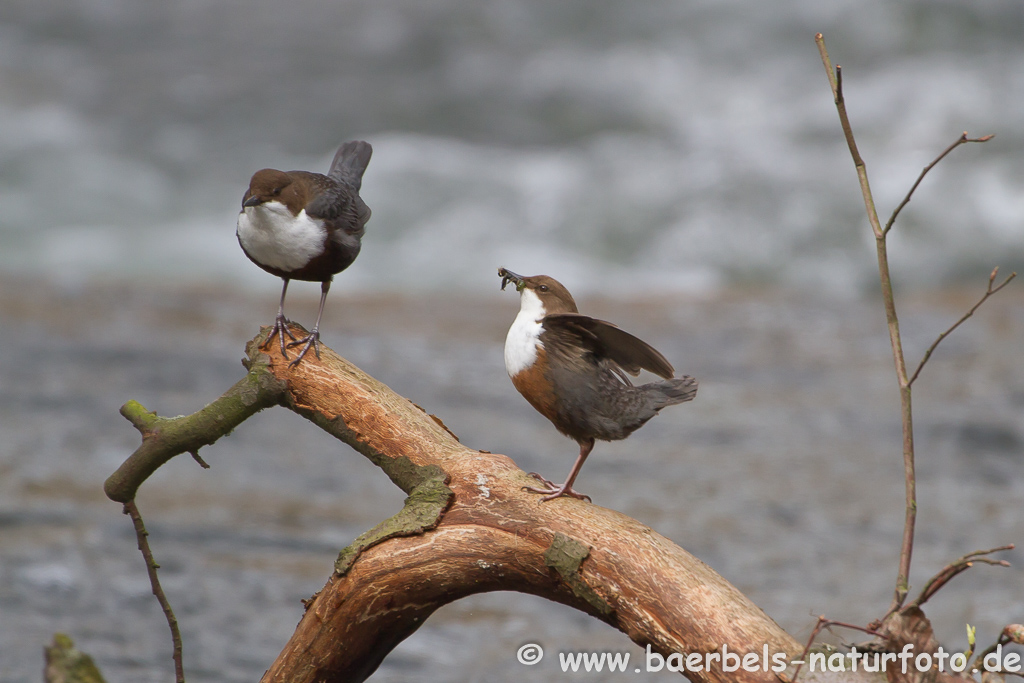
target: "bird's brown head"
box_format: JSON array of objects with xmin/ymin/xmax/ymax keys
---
[
  {"xmin": 498, "ymin": 268, "xmax": 578, "ymax": 315},
  {"xmin": 241, "ymin": 169, "xmax": 304, "ymax": 212}
]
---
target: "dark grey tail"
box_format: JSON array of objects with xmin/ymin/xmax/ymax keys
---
[
  {"xmin": 645, "ymin": 375, "xmax": 698, "ymax": 409},
  {"xmin": 328, "ymin": 140, "xmax": 373, "ymax": 190}
]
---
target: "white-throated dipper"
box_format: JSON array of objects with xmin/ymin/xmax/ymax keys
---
[
  {"xmin": 499, "ymin": 268, "xmax": 697, "ymax": 502},
  {"xmin": 237, "ymin": 141, "xmax": 372, "ymax": 366}
]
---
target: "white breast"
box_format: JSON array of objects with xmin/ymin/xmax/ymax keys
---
[
  {"xmin": 504, "ymin": 288, "xmax": 546, "ymax": 377},
  {"xmin": 236, "ymin": 201, "xmax": 327, "ymax": 271}
]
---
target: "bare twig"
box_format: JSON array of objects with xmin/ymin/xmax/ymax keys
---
[
  {"xmin": 884, "ymin": 132, "xmax": 995, "ymax": 236},
  {"xmin": 816, "ymin": 32, "xmax": 918, "ymax": 613},
  {"xmin": 791, "ymin": 615, "xmax": 885, "ymax": 682},
  {"xmin": 910, "ymin": 545, "xmax": 1014, "ymax": 608},
  {"xmin": 815, "ymin": 40, "xmax": 882, "ymax": 238},
  {"xmin": 973, "ymin": 623, "xmax": 1024, "ymax": 674},
  {"xmin": 124, "ymin": 500, "xmax": 185, "ymax": 683},
  {"xmin": 815, "ymin": 34, "xmax": 1011, "ymax": 618},
  {"xmin": 189, "ymin": 450, "xmax": 211, "ymax": 469},
  {"xmin": 908, "ymin": 268, "xmax": 1017, "ymax": 386}
]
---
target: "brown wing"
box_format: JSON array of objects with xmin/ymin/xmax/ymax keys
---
[{"xmin": 543, "ymin": 313, "xmax": 675, "ymax": 379}]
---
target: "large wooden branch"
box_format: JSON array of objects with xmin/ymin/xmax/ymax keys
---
[
  {"xmin": 105, "ymin": 349, "xmax": 288, "ymax": 503},
  {"xmin": 254, "ymin": 329, "xmax": 802, "ymax": 682},
  {"xmin": 108, "ymin": 328, "xmax": 824, "ymax": 682}
]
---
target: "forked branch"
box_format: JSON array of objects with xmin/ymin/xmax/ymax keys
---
[
  {"xmin": 815, "ymin": 33, "xmax": 1010, "ymax": 618},
  {"xmin": 109, "ymin": 327, "xmax": 803, "ymax": 683},
  {"xmin": 909, "ymin": 545, "xmax": 1014, "ymax": 610},
  {"xmin": 791, "ymin": 616, "xmax": 885, "ymax": 682},
  {"xmin": 817, "ymin": 32, "xmax": 916, "ymax": 613}
]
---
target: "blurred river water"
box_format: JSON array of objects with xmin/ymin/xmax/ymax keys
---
[{"xmin": 0, "ymin": 0, "xmax": 1022, "ymax": 294}]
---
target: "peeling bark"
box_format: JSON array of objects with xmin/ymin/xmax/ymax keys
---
[
  {"xmin": 246, "ymin": 328, "xmax": 802, "ymax": 683},
  {"xmin": 107, "ymin": 327, "xmax": 894, "ymax": 682}
]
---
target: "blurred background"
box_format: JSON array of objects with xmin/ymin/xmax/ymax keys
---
[{"xmin": 1, "ymin": 0, "xmax": 1022, "ymax": 681}]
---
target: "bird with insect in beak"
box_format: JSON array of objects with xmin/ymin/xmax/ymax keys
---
[
  {"xmin": 499, "ymin": 267, "xmax": 697, "ymax": 502},
  {"xmin": 236, "ymin": 141, "xmax": 372, "ymax": 367}
]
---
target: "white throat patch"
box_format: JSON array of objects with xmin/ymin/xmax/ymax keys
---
[
  {"xmin": 236, "ymin": 201, "xmax": 327, "ymax": 271},
  {"xmin": 504, "ymin": 288, "xmax": 546, "ymax": 377}
]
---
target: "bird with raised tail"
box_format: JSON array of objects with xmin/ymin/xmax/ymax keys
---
[
  {"xmin": 237, "ymin": 141, "xmax": 372, "ymax": 366},
  {"xmin": 498, "ymin": 268, "xmax": 697, "ymax": 502}
]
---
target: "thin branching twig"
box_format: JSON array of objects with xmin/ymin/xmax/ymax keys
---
[
  {"xmin": 791, "ymin": 615, "xmax": 885, "ymax": 682},
  {"xmin": 816, "ymin": 32, "xmax": 918, "ymax": 614},
  {"xmin": 815, "ymin": 33, "xmax": 1008, "ymax": 617},
  {"xmin": 884, "ymin": 132, "xmax": 995, "ymax": 237},
  {"xmin": 973, "ymin": 623, "xmax": 1024, "ymax": 675},
  {"xmin": 908, "ymin": 267, "xmax": 1017, "ymax": 386},
  {"xmin": 910, "ymin": 545, "xmax": 1014, "ymax": 609},
  {"xmin": 124, "ymin": 499, "xmax": 185, "ymax": 683}
]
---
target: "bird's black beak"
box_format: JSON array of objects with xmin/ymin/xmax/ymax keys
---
[
  {"xmin": 242, "ymin": 195, "xmax": 264, "ymax": 208},
  {"xmin": 498, "ymin": 268, "xmax": 526, "ymax": 292}
]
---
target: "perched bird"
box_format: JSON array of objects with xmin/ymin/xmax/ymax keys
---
[
  {"xmin": 499, "ymin": 268, "xmax": 697, "ymax": 502},
  {"xmin": 237, "ymin": 141, "xmax": 373, "ymax": 366}
]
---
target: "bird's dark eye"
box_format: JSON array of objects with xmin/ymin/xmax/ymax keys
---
[
  {"xmin": 271, "ymin": 187, "xmax": 282, "ymax": 196},
  {"xmin": 538, "ymin": 284, "xmax": 549, "ymax": 292}
]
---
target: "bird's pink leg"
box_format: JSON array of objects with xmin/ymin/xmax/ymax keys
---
[{"xmin": 524, "ymin": 439, "xmax": 595, "ymax": 502}]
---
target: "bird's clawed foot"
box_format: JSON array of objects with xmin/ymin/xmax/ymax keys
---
[
  {"xmin": 261, "ymin": 315, "xmax": 298, "ymax": 358},
  {"xmin": 523, "ymin": 472, "xmax": 592, "ymax": 502},
  {"xmin": 286, "ymin": 329, "xmax": 322, "ymax": 367}
]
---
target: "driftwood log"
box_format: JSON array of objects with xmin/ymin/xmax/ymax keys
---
[{"xmin": 106, "ymin": 327, "xmax": 903, "ymax": 683}]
